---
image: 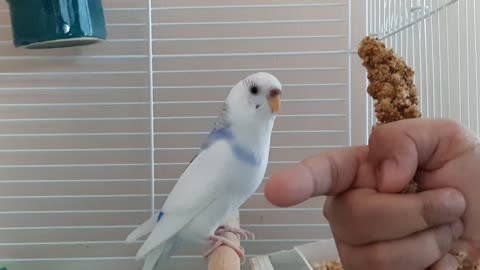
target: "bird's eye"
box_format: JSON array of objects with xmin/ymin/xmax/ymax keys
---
[{"xmin": 250, "ymin": 86, "xmax": 259, "ymax": 95}]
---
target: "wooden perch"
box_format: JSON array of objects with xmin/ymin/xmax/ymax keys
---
[{"xmin": 208, "ymin": 211, "xmax": 242, "ymax": 270}]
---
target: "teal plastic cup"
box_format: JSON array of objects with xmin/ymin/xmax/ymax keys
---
[{"xmin": 5, "ymin": 0, "xmax": 107, "ymax": 49}]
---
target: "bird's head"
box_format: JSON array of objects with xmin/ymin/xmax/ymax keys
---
[{"xmin": 226, "ymin": 72, "xmax": 282, "ymax": 126}]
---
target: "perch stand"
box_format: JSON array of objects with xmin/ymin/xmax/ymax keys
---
[{"xmin": 208, "ymin": 212, "xmax": 241, "ymax": 270}]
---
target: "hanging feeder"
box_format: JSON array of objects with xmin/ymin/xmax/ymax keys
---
[{"xmin": 5, "ymin": 0, "xmax": 107, "ymax": 49}]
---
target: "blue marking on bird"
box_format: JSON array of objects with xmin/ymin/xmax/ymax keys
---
[
  {"xmin": 201, "ymin": 127, "xmax": 234, "ymax": 150},
  {"xmin": 232, "ymin": 143, "xmax": 261, "ymax": 166},
  {"xmin": 201, "ymin": 127, "xmax": 261, "ymax": 166},
  {"xmin": 157, "ymin": 211, "xmax": 164, "ymax": 222}
]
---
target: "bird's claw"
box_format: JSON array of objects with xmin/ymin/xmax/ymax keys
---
[
  {"xmin": 203, "ymin": 235, "xmax": 246, "ymax": 264},
  {"xmin": 215, "ymin": 225, "xmax": 255, "ymax": 240}
]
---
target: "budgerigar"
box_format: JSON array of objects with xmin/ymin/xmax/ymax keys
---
[{"xmin": 126, "ymin": 72, "xmax": 283, "ymax": 270}]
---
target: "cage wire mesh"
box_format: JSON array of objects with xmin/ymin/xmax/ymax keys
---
[
  {"xmin": 3, "ymin": 0, "xmax": 478, "ymax": 269},
  {"xmin": 0, "ymin": 1, "xmax": 364, "ymax": 270},
  {"xmin": 367, "ymin": 0, "xmax": 480, "ymax": 135}
]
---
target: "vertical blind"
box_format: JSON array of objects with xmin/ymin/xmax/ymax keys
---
[{"xmin": 0, "ymin": 1, "xmax": 360, "ymax": 269}]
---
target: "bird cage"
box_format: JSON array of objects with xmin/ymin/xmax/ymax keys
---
[
  {"xmin": 0, "ymin": 1, "xmax": 477, "ymax": 270},
  {"xmin": 367, "ymin": 0, "xmax": 480, "ymax": 132}
]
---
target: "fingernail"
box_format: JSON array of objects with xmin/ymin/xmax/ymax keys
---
[
  {"xmin": 445, "ymin": 254, "xmax": 461, "ymax": 270},
  {"xmin": 451, "ymin": 221, "xmax": 464, "ymax": 239},
  {"xmin": 444, "ymin": 190, "xmax": 466, "ymax": 216}
]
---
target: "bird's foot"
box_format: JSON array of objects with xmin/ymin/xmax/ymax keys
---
[
  {"xmin": 215, "ymin": 225, "xmax": 255, "ymax": 240},
  {"xmin": 203, "ymin": 235, "xmax": 246, "ymax": 263}
]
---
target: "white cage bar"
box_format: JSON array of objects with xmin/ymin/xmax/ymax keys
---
[{"xmin": 368, "ymin": 0, "xmax": 480, "ymax": 135}]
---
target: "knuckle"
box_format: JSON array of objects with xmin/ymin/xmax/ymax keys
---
[
  {"xmin": 420, "ymin": 189, "xmax": 465, "ymax": 228},
  {"xmin": 419, "ymin": 194, "xmax": 436, "ymax": 228},
  {"xmin": 345, "ymin": 198, "xmax": 367, "ymax": 229},
  {"xmin": 368, "ymin": 124, "xmax": 383, "ymax": 146},
  {"xmin": 441, "ymin": 119, "xmax": 463, "ymax": 136},
  {"xmin": 322, "ymin": 199, "xmax": 333, "ymax": 222},
  {"xmin": 299, "ymin": 158, "xmax": 320, "ymax": 194},
  {"xmin": 439, "ymin": 189, "xmax": 465, "ymax": 217},
  {"xmin": 429, "ymin": 120, "xmax": 477, "ymax": 163},
  {"xmin": 419, "ymin": 190, "xmax": 459, "ymax": 228},
  {"xmin": 337, "ymin": 244, "xmax": 385, "ymax": 270},
  {"xmin": 436, "ymin": 254, "xmax": 462, "ymax": 270},
  {"xmin": 332, "ymin": 192, "xmax": 373, "ymax": 245},
  {"xmin": 434, "ymin": 224, "xmax": 457, "ymax": 256},
  {"xmin": 335, "ymin": 244, "xmax": 356, "ymax": 270},
  {"xmin": 322, "ymin": 196, "xmax": 364, "ymax": 245},
  {"xmin": 364, "ymin": 244, "xmax": 390, "ymax": 270},
  {"xmin": 368, "ymin": 121, "xmax": 396, "ymax": 143},
  {"xmin": 322, "ymin": 153, "xmax": 340, "ymax": 194},
  {"xmin": 442, "ymin": 120, "xmax": 469, "ymax": 147}
]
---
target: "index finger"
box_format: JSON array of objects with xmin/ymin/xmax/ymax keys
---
[{"xmin": 265, "ymin": 146, "xmax": 374, "ymax": 207}]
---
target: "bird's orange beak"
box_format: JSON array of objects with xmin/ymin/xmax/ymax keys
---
[{"xmin": 268, "ymin": 89, "xmax": 281, "ymax": 113}]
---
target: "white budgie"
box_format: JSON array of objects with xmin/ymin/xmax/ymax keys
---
[{"xmin": 126, "ymin": 72, "xmax": 283, "ymax": 270}]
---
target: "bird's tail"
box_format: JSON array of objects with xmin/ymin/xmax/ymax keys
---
[
  {"xmin": 126, "ymin": 215, "xmax": 157, "ymax": 243},
  {"xmin": 142, "ymin": 238, "xmax": 176, "ymax": 270}
]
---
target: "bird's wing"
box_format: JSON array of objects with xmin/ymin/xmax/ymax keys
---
[
  {"xmin": 136, "ymin": 140, "xmax": 233, "ymax": 258},
  {"xmin": 125, "ymin": 153, "xmax": 203, "ymax": 243}
]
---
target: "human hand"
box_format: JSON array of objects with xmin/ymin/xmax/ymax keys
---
[{"xmin": 265, "ymin": 119, "xmax": 480, "ymax": 269}]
